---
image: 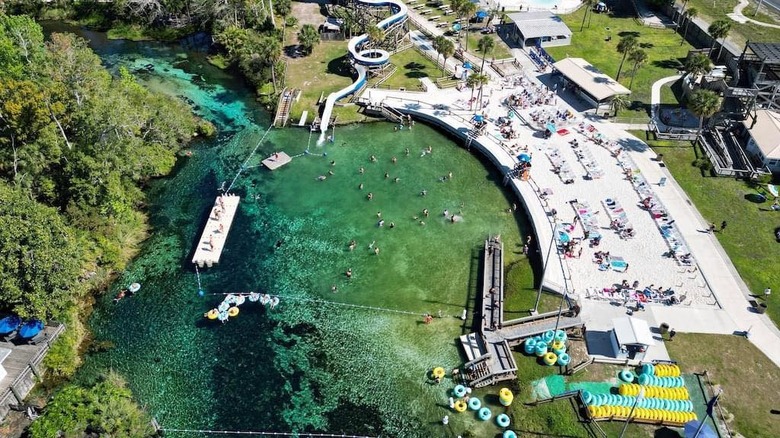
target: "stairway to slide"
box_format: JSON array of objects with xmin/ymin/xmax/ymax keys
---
[{"xmin": 319, "ymin": 0, "xmax": 408, "ymax": 137}]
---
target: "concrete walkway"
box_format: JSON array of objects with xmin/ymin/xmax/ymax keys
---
[{"xmin": 728, "ymin": 0, "xmax": 780, "ymax": 29}]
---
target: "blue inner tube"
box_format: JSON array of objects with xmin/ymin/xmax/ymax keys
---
[
  {"xmin": 557, "ymin": 352, "xmax": 571, "ymax": 366},
  {"xmin": 468, "ymin": 397, "xmax": 482, "ymax": 411},
  {"xmin": 554, "ymin": 329, "xmax": 567, "ymax": 342},
  {"xmin": 619, "ymin": 369, "xmax": 634, "ymax": 383},
  {"xmin": 503, "ymin": 431, "xmax": 517, "ymax": 438},
  {"xmin": 453, "ymin": 385, "xmax": 467, "ymax": 398},
  {"xmin": 496, "ymin": 413, "xmax": 510, "ymax": 428},
  {"xmin": 478, "ymin": 407, "xmax": 492, "ymax": 421},
  {"xmin": 581, "ymin": 390, "xmax": 593, "ymax": 405}
]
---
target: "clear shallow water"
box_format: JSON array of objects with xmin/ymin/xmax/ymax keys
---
[{"xmin": 52, "ymin": 25, "xmax": 532, "ymax": 436}]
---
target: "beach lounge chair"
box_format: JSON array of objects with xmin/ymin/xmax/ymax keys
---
[{"xmin": 610, "ymin": 256, "xmax": 629, "ymax": 273}]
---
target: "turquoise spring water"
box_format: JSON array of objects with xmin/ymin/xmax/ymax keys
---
[{"xmin": 55, "ymin": 26, "xmax": 534, "ymax": 436}]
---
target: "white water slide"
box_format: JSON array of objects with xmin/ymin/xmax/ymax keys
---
[{"xmin": 319, "ymin": 0, "xmax": 408, "ymax": 136}]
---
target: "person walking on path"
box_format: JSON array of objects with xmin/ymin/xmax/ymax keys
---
[
  {"xmin": 668, "ymin": 328, "xmax": 677, "ymax": 341},
  {"xmin": 707, "ymin": 222, "xmax": 716, "ymax": 233},
  {"xmin": 765, "ymin": 287, "xmax": 772, "ymax": 300},
  {"xmin": 720, "ymin": 220, "xmax": 727, "ymax": 232}
]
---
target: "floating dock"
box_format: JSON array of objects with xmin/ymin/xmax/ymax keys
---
[
  {"xmin": 192, "ymin": 195, "xmax": 240, "ymax": 268},
  {"xmin": 261, "ymin": 152, "xmax": 292, "ymax": 170}
]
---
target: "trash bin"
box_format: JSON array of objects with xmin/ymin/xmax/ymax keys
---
[
  {"xmin": 757, "ymin": 303, "xmax": 767, "ymax": 314},
  {"xmin": 659, "ymin": 323, "xmax": 670, "ymax": 334}
]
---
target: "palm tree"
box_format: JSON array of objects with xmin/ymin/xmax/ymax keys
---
[
  {"xmin": 681, "ymin": 8, "xmax": 698, "ymax": 46},
  {"xmin": 628, "ymin": 49, "xmax": 647, "ymax": 91},
  {"xmin": 367, "ymin": 25, "xmax": 384, "ymax": 45},
  {"xmin": 616, "ymin": 35, "xmax": 638, "ymax": 81},
  {"xmin": 453, "ymin": 0, "xmax": 477, "ymax": 52},
  {"xmin": 688, "ymin": 89, "xmax": 722, "ymax": 134},
  {"xmin": 477, "ymin": 35, "xmax": 495, "ymax": 72},
  {"xmin": 433, "ymin": 35, "xmax": 455, "ymax": 76},
  {"xmin": 677, "ymin": 0, "xmax": 690, "ymax": 29},
  {"xmin": 610, "ymin": 94, "xmax": 630, "ymax": 117},
  {"xmin": 580, "ymin": 0, "xmax": 597, "ymax": 31},
  {"xmin": 707, "ymin": 19, "xmax": 732, "ymax": 59},
  {"xmin": 684, "ymin": 53, "xmax": 711, "ymax": 78},
  {"xmin": 467, "ymin": 73, "xmax": 488, "ymax": 110},
  {"xmin": 297, "ymin": 24, "xmax": 320, "ymax": 55}
]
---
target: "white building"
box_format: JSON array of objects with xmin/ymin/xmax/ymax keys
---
[{"xmin": 744, "ymin": 109, "xmax": 780, "ymax": 173}]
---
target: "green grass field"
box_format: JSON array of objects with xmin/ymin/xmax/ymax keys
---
[
  {"xmin": 546, "ymin": 5, "xmax": 693, "ymax": 118},
  {"xmin": 633, "ymin": 132, "xmax": 780, "ymax": 326},
  {"xmin": 376, "ymin": 48, "xmax": 442, "ymax": 90},
  {"xmin": 683, "ymin": 0, "xmax": 780, "ymax": 48}
]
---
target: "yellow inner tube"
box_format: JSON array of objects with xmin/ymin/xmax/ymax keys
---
[
  {"xmin": 432, "ymin": 367, "xmax": 446, "ymax": 379},
  {"xmin": 228, "ymin": 306, "xmax": 240, "ymax": 317},
  {"xmin": 499, "ymin": 388, "xmax": 512, "ymax": 399},
  {"xmin": 206, "ymin": 309, "xmax": 218, "ymax": 319},
  {"xmin": 543, "ymin": 352, "xmax": 558, "ymax": 365},
  {"xmin": 454, "ymin": 400, "xmax": 467, "ymax": 413}
]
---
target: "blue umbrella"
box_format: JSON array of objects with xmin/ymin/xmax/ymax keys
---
[
  {"xmin": 18, "ymin": 319, "xmax": 44, "ymax": 340},
  {"xmin": 684, "ymin": 420, "xmax": 717, "ymax": 438},
  {"xmin": 476, "ymin": 10, "xmax": 488, "ymax": 19},
  {"xmin": 518, "ymin": 153, "xmax": 531, "ymax": 162},
  {"xmin": 463, "ymin": 61, "xmax": 473, "ymax": 69},
  {"xmin": 473, "ymin": 114, "xmax": 484, "ymax": 122},
  {"xmin": 0, "ymin": 315, "xmax": 21, "ymax": 335},
  {"xmin": 452, "ymin": 23, "xmax": 462, "ymax": 32}
]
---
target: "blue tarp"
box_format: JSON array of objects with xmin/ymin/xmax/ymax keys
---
[
  {"xmin": 463, "ymin": 61, "xmax": 472, "ymax": 69},
  {"xmin": 518, "ymin": 153, "xmax": 531, "ymax": 162},
  {"xmin": 473, "ymin": 114, "xmax": 484, "ymax": 122},
  {"xmin": 476, "ymin": 10, "xmax": 488, "ymax": 18},
  {"xmin": 18, "ymin": 319, "xmax": 44, "ymax": 339},
  {"xmin": 0, "ymin": 315, "xmax": 21, "ymax": 335},
  {"xmin": 684, "ymin": 421, "xmax": 717, "ymax": 438}
]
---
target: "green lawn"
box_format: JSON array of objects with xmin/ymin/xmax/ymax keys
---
[
  {"xmin": 632, "ymin": 132, "xmax": 780, "ymax": 326},
  {"xmin": 464, "ymin": 31, "xmax": 513, "ymax": 61},
  {"xmin": 666, "ymin": 333, "xmax": 780, "ymax": 438},
  {"xmin": 376, "ymin": 48, "xmax": 442, "ymax": 90},
  {"xmin": 683, "ymin": 0, "xmax": 780, "ymax": 48},
  {"xmin": 546, "ymin": 4, "xmax": 693, "ymax": 117}
]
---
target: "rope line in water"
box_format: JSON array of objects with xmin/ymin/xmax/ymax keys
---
[
  {"xmin": 195, "ymin": 265, "xmax": 202, "ymax": 293},
  {"xmin": 227, "ymin": 125, "xmax": 275, "ymax": 193},
  {"xmin": 158, "ymin": 427, "xmax": 376, "ymax": 437},
  {"xmin": 205, "ymin": 292, "xmax": 424, "ymax": 316}
]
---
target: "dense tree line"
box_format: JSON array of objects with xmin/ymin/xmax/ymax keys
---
[
  {"xmin": 0, "ymin": 14, "xmax": 201, "ymax": 321},
  {"xmin": 3, "ymin": 0, "xmax": 292, "ymax": 98}
]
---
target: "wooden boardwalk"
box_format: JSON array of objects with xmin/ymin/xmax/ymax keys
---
[
  {"xmin": 0, "ymin": 324, "xmax": 65, "ymax": 419},
  {"xmin": 459, "ymin": 236, "xmax": 583, "ymax": 388},
  {"xmin": 261, "ymin": 152, "xmax": 292, "ymax": 171},
  {"xmin": 192, "ymin": 195, "xmax": 240, "ymax": 268}
]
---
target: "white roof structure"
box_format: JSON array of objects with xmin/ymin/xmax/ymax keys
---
[
  {"xmin": 553, "ymin": 58, "xmax": 631, "ymax": 102},
  {"xmin": 506, "ymin": 12, "xmax": 572, "ymax": 40},
  {"xmin": 744, "ymin": 109, "xmax": 780, "ymax": 159},
  {"xmin": 612, "ymin": 316, "xmax": 655, "ymax": 346}
]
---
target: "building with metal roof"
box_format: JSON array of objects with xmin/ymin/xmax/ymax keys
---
[
  {"xmin": 552, "ymin": 58, "xmax": 630, "ymax": 116},
  {"xmin": 506, "ymin": 12, "xmax": 572, "ymax": 49},
  {"xmin": 743, "ymin": 109, "xmax": 780, "ymax": 172}
]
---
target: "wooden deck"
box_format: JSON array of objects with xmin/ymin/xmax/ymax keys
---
[
  {"xmin": 192, "ymin": 195, "xmax": 240, "ymax": 268},
  {"xmin": 0, "ymin": 324, "xmax": 65, "ymax": 419},
  {"xmin": 458, "ymin": 236, "xmax": 582, "ymax": 387},
  {"xmin": 261, "ymin": 152, "xmax": 292, "ymax": 170}
]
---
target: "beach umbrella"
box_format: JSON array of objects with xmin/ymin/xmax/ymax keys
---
[
  {"xmin": 463, "ymin": 61, "xmax": 473, "ymax": 69},
  {"xmin": 473, "ymin": 114, "xmax": 484, "ymax": 122},
  {"xmin": 684, "ymin": 421, "xmax": 717, "ymax": 438},
  {"xmin": 546, "ymin": 122, "xmax": 556, "ymax": 133},
  {"xmin": 476, "ymin": 10, "xmax": 488, "ymax": 19},
  {"xmin": 518, "ymin": 153, "xmax": 531, "ymax": 162}
]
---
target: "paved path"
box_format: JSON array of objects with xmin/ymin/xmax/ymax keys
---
[{"xmin": 728, "ymin": 0, "xmax": 780, "ymax": 28}]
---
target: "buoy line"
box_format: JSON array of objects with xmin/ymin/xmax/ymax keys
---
[
  {"xmin": 226, "ymin": 124, "xmax": 274, "ymax": 193},
  {"xmin": 204, "ymin": 292, "xmax": 425, "ymax": 316},
  {"xmin": 158, "ymin": 427, "xmax": 376, "ymax": 437}
]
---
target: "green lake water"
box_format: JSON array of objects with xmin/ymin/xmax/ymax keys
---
[{"xmin": 53, "ymin": 25, "xmax": 535, "ymax": 437}]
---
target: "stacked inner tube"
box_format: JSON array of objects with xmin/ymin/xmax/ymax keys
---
[
  {"xmin": 619, "ymin": 383, "xmax": 689, "ymax": 400},
  {"xmin": 653, "ymin": 363, "xmax": 681, "ymax": 377},
  {"xmin": 618, "ymin": 369, "xmax": 635, "ymax": 383},
  {"xmin": 499, "ymin": 388, "xmax": 514, "ymax": 406},
  {"xmin": 557, "ymin": 353, "xmax": 571, "ymax": 366},
  {"xmin": 524, "ymin": 337, "xmax": 537, "ymax": 354},
  {"xmin": 543, "ymin": 352, "xmax": 558, "ymax": 366},
  {"xmin": 587, "ymin": 405, "xmax": 697, "ymax": 423},
  {"xmin": 636, "ymin": 374, "xmax": 684, "ymax": 388}
]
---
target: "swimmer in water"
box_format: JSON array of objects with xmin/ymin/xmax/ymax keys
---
[
  {"xmin": 346, "ymin": 268, "xmax": 352, "ymax": 278},
  {"xmin": 349, "ymin": 240, "xmax": 356, "ymax": 251},
  {"xmin": 378, "ymin": 220, "xmax": 385, "ymax": 227},
  {"xmin": 370, "ymin": 155, "xmax": 377, "ymax": 162},
  {"xmin": 423, "ymin": 209, "xmax": 429, "ymax": 217},
  {"xmin": 389, "ymin": 222, "xmax": 395, "ymax": 228},
  {"xmin": 444, "ymin": 209, "xmax": 449, "ymax": 217},
  {"xmin": 328, "ymin": 170, "xmax": 334, "ymax": 175},
  {"xmin": 367, "ymin": 192, "xmax": 373, "ymax": 200},
  {"xmin": 385, "ymin": 171, "xmax": 389, "ymax": 179},
  {"xmin": 392, "ymin": 157, "xmax": 397, "ymax": 164},
  {"xmin": 317, "ymin": 175, "xmax": 327, "ymax": 181},
  {"xmin": 420, "ymin": 189, "xmax": 427, "ymax": 196},
  {"xmin": 374, "ymin": 247, "xmax": 380, "ymax": 255},
  {"xmin": 369, "ymin": 240, "xmax": 376, "ymax": 249},
  {"xmin": 405, "ymin": 147, "xmax": 410, "ymax": 156},
  {"xmin": 394, "ymin": 177, "xmax": 400, "ymax": 183},
  {"xmin": 331, "ymin": 160, "xmax": 336, "ymax": 166},
  {"xmin": 359, "ymin": 167, "xmax": 364, "ymax": 174},
  {"xmin": 377, "ymin": 211, "xmax": 382, "ymax": 218},
  {"xmin": 359, "ymin": 183, "xmax": 364, "ymax": 190}
]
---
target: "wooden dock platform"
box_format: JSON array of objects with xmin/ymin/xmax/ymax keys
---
[
  {"xmin": 261, "ymin": 152, "xmax": 292, "ymax": 171},
  {"xmin": 192, "ymin": 195, "xmax": 240, "ymax": 268},
  {"xmin": 458, "ymin": 236, "xmax": 583, "ymax": 388}
]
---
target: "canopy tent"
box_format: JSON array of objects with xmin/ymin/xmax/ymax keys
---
[
  {"xmin": 684, "ymin": 420, "xmax": 717, "ymax": 438},
  {"xmin": 476, "ymin": 10, "xmax": 488, "ymax": 19}
]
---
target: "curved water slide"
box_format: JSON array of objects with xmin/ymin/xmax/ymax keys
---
[{"xmin": 320, "ymin": 0, "xmax": 408, "ymax": 134}]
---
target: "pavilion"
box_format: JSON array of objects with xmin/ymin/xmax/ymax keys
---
[
  {"xmin": 552, "ymin": 57, "xmax": 631, "ymax": 116},
  {"xmin": 743, "ymin": 109, "xmax": 780, "ymax": 173},
  {"xmin": 505, "ymin": 12, "xmax": 572, "ymax": 49}
]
